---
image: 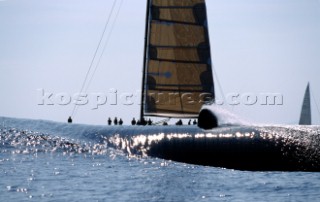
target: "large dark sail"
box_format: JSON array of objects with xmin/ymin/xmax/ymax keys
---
[
  {"xmin": 141, "ymin": 0, "xmax": 215, "ymax": 118},
  {"xmin": 299, "ymin": 83, "xmax": 311, "ymax": 125}
]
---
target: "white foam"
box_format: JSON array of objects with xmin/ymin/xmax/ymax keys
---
[{"xmin": 202, "ymin": 104, "xmax": 251, "ymax": 126}]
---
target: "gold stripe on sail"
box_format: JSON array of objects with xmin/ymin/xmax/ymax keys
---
[
  {"xmin": 143, "ymin": 0, "xmax": 214, "ymax": 118},
  {"xmin": 148, "ymin": 60, "xmax": 211, "ymax": 87},
  {"xmin": 153, "ymin": 0, "xmax": 205, "ymax": 7},
  {"xmin": 150, "ymin": 23, "xmax": 206, "ymax": 47}
]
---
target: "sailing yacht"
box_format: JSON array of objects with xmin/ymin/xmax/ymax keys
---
[
  {"xmin": 299, "ymin": 83, "xmax": 311, "ymax": 125},
  {"xmin": 62, "ymin": 0, "xmax": 319, "ymax": 171},
  {"xmin": 122, "ymin": 0, "xmax": 320, "ymax": 171}
]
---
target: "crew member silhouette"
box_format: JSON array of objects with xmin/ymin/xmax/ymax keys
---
[
  {"xmin": 114, "ymin": 117, "xmax": 118, "ymax": 125},
  {"xmin": 131, "ymin": 118, "xmax": 137, "ymax": 125},
  {"xmin": 176, "ymin": 119, "xmax": 183, "ymax": 126}
]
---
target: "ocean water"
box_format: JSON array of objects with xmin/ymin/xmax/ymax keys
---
[{"xmin": 1, "ymin": 117, "xmax": 320, "ymax": 201}]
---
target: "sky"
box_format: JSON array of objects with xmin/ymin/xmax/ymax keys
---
[{"xmin": 0, "ymin": 0, "xmax": 320, "ymax": 125}]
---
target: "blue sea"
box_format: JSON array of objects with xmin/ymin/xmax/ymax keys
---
[{"xmin": 1, "ymin": 117, "xmax": 320, "ymax": 201}]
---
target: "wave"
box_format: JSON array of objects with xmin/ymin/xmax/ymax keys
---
[{"xmin": 1, "ymin": 116, "xmax": 320, "ymax": 172}]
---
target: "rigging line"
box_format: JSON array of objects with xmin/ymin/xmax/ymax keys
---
[
  {"xmin": 71, "ymin": 0, "xmax": 118, "ymax": 118},
  {"xmin": 74, "ymin": 0, "xmax": 123, "ymax": 117},
  {"xmin": 83, "ymin": 0, "xmax": 124, "ymax": 94}
]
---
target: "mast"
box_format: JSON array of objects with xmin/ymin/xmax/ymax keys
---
[{"xmin": 140, "ymin": 0, "xmax": 151, "ymax": 121}]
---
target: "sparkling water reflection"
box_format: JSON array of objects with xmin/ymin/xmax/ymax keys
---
[{"xmin": 1, "ymin": 117, "xmax": 320, "ymax": 201}]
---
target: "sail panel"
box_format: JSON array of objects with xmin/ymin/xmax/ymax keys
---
[
  {"xmin": 153, "ymin": 8, "xmax": 197, "ymax": 24},
  {"xmin": 150, "ymin": 22, "xmax": 207, "ymax": 47},
  {"xmin": 143, "ymin": 0, "xmax": 214, "ymax": 118},
  {"xmin": 153, "ymin": 0, "xmax": 205, "ymax": 7},
  {"xmin": 149, "ymin": 46, "xmax": 210, "ymax": 63},
  {"xmin": 148, "ymin": 60, "xmax": 211, "ymax": 86},
  {"xmin": 145, "ymin": 89, "xmax": 213, "ymax": 117}
]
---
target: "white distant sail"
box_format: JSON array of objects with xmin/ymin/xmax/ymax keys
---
[{"xmin": 299, "ymin": 83, "xmax": 311, "ymax": 125}]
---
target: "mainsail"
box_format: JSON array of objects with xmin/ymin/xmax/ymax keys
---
[
  {"xmin": 299, "ymin": 83, "xmax": 311, "ymax": 125},
  {"xmin": 141, "ymin": 0, "xmax": 215, "ymax": 119}
]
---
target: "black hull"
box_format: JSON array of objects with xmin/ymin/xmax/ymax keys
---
[
  {"xmin": 147, "ymin": 134, "xmax": 316, "ymax": 171},
  {"xmin": 108, "ymin": 125, "xmax": 320, "ymax": 172}
]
